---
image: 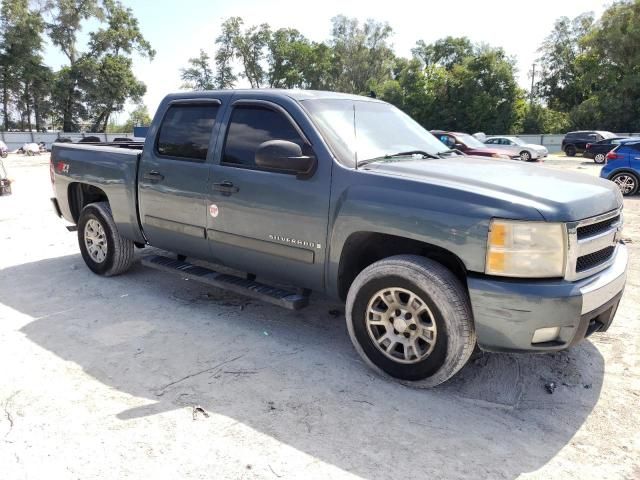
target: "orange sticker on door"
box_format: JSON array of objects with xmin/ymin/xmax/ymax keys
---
[{"xmin": 209, "ymin": 204, "xmax": 219, "ymax": 218}]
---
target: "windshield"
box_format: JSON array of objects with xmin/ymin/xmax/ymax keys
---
[
  {"xmin": 456, "ymin": 133, "xmax": 487, "ymax": 149},
  {"xmin": 508, "ymin": 137, "xmax": 526, "ymax": 146},
  {"xmin": 301, "ymin": 99, "xmax": 450, "ymax": 167}
]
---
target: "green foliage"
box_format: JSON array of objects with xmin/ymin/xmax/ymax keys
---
[
  {"xmin": 536, "ymin": 1, "xmax": 640, "ymax": 132},
  {"xmin": 107, "ymin": 102, "xmax": 150, "ymax": 132},
  {"xmin": 0, "ymin": 0, "xmax": 51, "ymax": 131},
  {"xmin": 180, "ymin": 50, "xmax": 215, "ymax": 90},
  {"xmin": 376, "ymin": 39, "xmax": 521, "ymax": 133}
]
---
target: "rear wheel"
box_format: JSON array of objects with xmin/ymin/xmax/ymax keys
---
[
  {"xmin": 594, "ymin": 153, "xmax": 606, "ymax": 164},
  {"xmin": 565, "ymin": 145, "xmax": 577, "ymax": 157},
  {"xmin": 77, "ymin": 202, "xmax": 135, "ymax": 276},
  {"xmin": 345, "ymin": 255, "xmax": 476, "ymax": 387},
  {"xmin": 610, "ymin": 172, "xmax": 639, "ymax": 196}
]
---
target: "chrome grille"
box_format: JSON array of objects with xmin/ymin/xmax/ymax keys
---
[
  {"xmin": 576, "ymin": 246, "xmax": 615, "ymax": 272},
  {"xmin": 577, "ymin": 215, "xmax": 620, "ymax": 240},
  {"xmin": 565, "ymin": 209, "xmax": 622, "ymax": 281}
]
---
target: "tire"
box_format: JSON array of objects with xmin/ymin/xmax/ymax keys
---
[
  {"xmin": 345, "ymin": 255, "xmax": 476, "ymax": 388},
  {"xmin": 77, "ymin": 202, "xmax": 135, "ymax": 276},
  {"xmin": 0, "ymin": 151, "xmax": 7, "ymax": 158},
  {"xmin": 520, "ymin": 150, "xmax": 531, "ymax": 162},
  {"xmin": 565, "ymin": 145, "xmax": 577, "ymax": 157},
  {"xmin": 594, "ymin": 153, "xmax": 606, "ymax": 164},
  {"xmin": 610, "ymin": 172, "xmax": 639, "ymax": 196}
]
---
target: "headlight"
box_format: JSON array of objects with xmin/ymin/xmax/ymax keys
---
[
  {"xmin": 491, "ymin": 153, "xmax": 511, "ymax": 159},
  {"xmin": 486, "ymin": 219, "xmax": 566, "ymax": 278}
]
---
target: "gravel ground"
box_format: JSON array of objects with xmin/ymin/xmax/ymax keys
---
[{"xmin": 0, "ymin": 153, "xmax": 638, "ymax": 479}]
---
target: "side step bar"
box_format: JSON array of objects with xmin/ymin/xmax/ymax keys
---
[{"xmin": 141, "ymin": 255, "xmax": 309, "ymax": 310}]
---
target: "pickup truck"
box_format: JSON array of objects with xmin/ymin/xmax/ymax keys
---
[{"xmin": 50, "ymin": 89, "xmax": 628, "ymax": 387}]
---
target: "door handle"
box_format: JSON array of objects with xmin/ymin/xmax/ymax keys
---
[
  {"xmin": 212, "ymin": 181, "xmax": 239, "ymax": 194},
  {"xmin": 143, "ymin": 170, "xmax": 164, "ymax": 182}
]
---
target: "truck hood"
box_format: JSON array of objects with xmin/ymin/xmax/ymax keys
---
[{"xmin": 364, "ymin": 156, "xmax": 622, "ymax": 222}]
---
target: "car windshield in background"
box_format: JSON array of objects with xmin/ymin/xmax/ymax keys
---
[
  {"xmin": 457, "ymin": 133, "xmax": 487, "ymax": 149},
  {"xmin": 301, "ymin": 99, "xmax": 450, "ymax": 167},
  {"xmin": 509, "ymin": 137, "xmax": 526, "ymax": 146}
]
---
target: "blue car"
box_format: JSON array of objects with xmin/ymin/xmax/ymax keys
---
[{"xmin": 600, "ymin": 141, "xmax": 640, "ymax": 196}]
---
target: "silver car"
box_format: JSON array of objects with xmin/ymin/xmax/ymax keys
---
[{"xmin": 485, "ymin": 136, "xmax": 548, "ymax": 161}]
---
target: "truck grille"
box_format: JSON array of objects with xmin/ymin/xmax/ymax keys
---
[
  {"xmin": 577, "ymin": 215, "xmax": 620, "ymax": 240},
  {"xmin": 576, "ymin": 246, "xmax": 615, "ymax": 272},
  {"xmin": 565, "ymin": 209, "xmax": 622, "ymax": 281}
]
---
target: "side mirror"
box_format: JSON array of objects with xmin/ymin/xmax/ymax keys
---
[
  {"xmin": 454, "ymin": 143, "xmax": 466, "ymax": 151},
  {"xmin": 255, "ymin": 140, "xmax": 317, "ymax": 179}
]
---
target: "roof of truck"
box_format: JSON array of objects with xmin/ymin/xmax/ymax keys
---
[{"xmin": 164, "ymin": 89, "xmax": 384, "ymax": 103}]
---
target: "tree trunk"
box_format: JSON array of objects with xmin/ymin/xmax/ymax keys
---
[
  {"xmin": 2, "ymin": 71, "xmax": 9, "ymax": 131},
  {"xmin": 34, "ymin": 99, "xmax": 41, "ymax": 132}
]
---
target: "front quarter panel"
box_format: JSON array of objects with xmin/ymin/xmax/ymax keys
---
[{"xmin": 326, "ymin": 166, "xmax": 545, "ymax": 298}]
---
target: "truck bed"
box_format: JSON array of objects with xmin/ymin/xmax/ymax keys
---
[{"xmin": 51, "ymin": 142, "xmax": 145, "ymax": 244}]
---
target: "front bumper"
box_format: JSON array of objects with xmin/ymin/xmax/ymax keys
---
[{"xmin": 468, "ymin": 243, "xmax": 628, "ymax": 353}]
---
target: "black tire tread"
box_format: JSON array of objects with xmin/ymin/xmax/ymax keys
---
[
  {"xmin": 80, "ymin": 202, "xmax": 135, "ymax": 276},
  {"xmin": 346, "ymin": 255, "xmax": 476, "ymax": 388}
]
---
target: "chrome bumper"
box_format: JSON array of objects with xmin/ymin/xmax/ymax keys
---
[{"xmin": 580, "ymin": 243, "xmax": 628, "ymax": 314}]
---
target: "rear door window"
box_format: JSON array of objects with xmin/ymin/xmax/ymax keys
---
[{"xmin": 157, "ymin": 104, "xmax": 219, "ymax": 161}]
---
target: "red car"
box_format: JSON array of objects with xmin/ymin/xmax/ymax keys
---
[{"xmin": 431, "ymin": 130, "xmax": 517, "ymax": 159}]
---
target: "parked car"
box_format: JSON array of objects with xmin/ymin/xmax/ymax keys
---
[
  {"xmin": 50, "ymin": 89, "xmax": 627, "ymax": 387},
  {"xmin": 19, "ymin": 143, "xmax": 40, "ymax": 156},
  {"xmin": 600, "ymin": 141, "xmax": 640, "ymax": 195},
  {"xmin": 584, "ymin": 137, "xmax": 640, "ymax": 164},
  {"xmin": 431, "ymin": 130, "xmax": 517, "ymax": 159},
  {"xmin": 0, "ymin": 140, "xmax": 8, "ymax": 158},
  {"xmin": 0, "ymin": 158, "xmax": 11, "ymax": 196},
  {"xmin": 562, "ymin": 130, "xmax": 616, "ymax": 156},
  {"xmin": 484, "ymin": 136, "xmax": 548, "ymax": 162},
  {"xmin": 78, "ymin": 136, "xmax": 101, "ymax": 143}
]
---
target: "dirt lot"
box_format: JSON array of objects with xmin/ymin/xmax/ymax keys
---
[{"xmin": 1, "ymin": 153, "xmax": 638, "ymax": 479}]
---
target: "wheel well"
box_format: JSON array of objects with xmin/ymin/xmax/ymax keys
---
[
  {"xmin": 609, "ymin": 169, "xmax": 639, "ymax": 180},
  {"xmin": 68, "ymin": 183, "xmax": 108, "ymax": 223},
  {"xmin": 337, "ymin": 232, "xmax": 467, "ymax": 300}
]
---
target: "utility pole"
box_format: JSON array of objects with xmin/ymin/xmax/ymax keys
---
[{"xmin": 530, "ymin": 63, "xmax": 536, "ymax": 105}]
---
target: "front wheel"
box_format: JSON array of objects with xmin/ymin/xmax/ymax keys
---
[
  {"xmin": 610, "ymin": 172, "xmax": 639, "ymax": 196},
  {"xmin": 594, "ymin": 153, "xmax": 606, "ymax": 164},
  {"xmin": 345, "ymin": 255, "xmax": 476, "ymax": 388},
  {"xmin": 565, "ymin": 145, "xmax": 577, "ymax": 157},
  {"xmin": 77, "ymin": 202, "xmax": 135, "ymax": 276},
  {"xmin": 0, "ymin": 151, "xmax": 7, "ymax": 158},
  {"xmin": 520, "ymin": 150, "xmax": 532, "ymax": 162}
]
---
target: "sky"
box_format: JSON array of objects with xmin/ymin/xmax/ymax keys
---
[{"xmin": 42, "ymin": 0, "xmax": 610, "ymax": 121}]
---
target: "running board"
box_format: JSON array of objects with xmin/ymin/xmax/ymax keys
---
[{"xmin": 141, "ymin": 255, "xmax": 309, "ymax": 310}]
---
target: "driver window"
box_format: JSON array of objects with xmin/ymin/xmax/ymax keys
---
[{"xmin": 222, "ymin": 105, "xmax": 306, "ymax": 169}]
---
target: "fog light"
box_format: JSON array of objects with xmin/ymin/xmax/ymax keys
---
[{"xmin": 531, "ymin": 327, "xmax": 561, "ymax": 344}]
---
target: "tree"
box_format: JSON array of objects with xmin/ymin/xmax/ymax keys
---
[
  {"xmin": 46, "ymin": 0, "xmax": 153, "ymax": 132},
  {"xmin": 329, "ymin": 15, "xmax": 395, "ymax": 94},
  {"xmin": 46, "ymin": 0, "xmax": 104, "ymax": 131},
  {"xmin": 536, "ymin": 13, "xmax": 594, "ymax": 113},
  {"xmin": 0, "ymin": 0, "xmax": 49, "ymax": 131},
  {"xmin": 180, "ymin": 49, "xmax": 215, "ymax": 90},
  {"xmin": 382, "ymin": 38, "xmax": 521, "ymax": 133},
  {"xmin": 412, "ymin": 37, "xmax": 473, "ymax": 70},
  {"xmin": 577, "ymin": 0, "xmax": 640, "ymax": 131},
  {"xmin": 266, "ymin": 28, "xmax": 313, "ymax": 88},
  {"xmin": 84, "ymin": 0, "xmax": 154, "ymax": 131},
  {"xmin": 214, "ymin": 17, "xmax": 240, "ymax": 88},
  {"xmin": 233, "ymin": 21, "xmax": 270, "ymax": 88}
]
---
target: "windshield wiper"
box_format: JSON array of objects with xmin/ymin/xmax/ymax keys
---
[
  {"xmin": 436, "ymin": 148, "xmax": 464, "ymax": 157},
  {"xmin": 357, "ymin": 150, "xmax": 438, "ymax": 167}
]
